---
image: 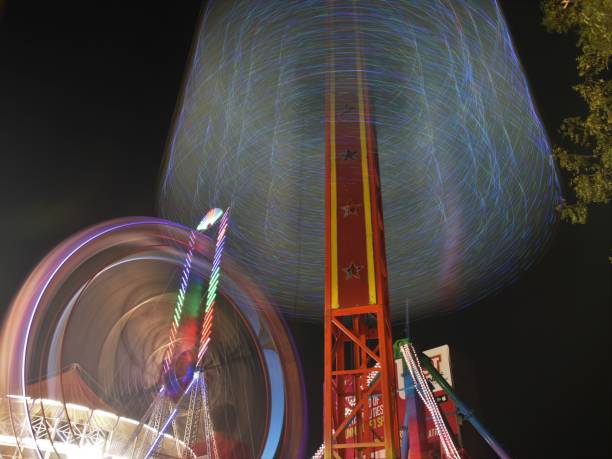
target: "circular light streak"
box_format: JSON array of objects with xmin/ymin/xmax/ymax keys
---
[
  {"xmin": 0, "ymin": 217, "xmax": 306, "ymax": 458},
  {"xmin": 159, "ymin": 0, "xmax": 561, "ymax": 321}
]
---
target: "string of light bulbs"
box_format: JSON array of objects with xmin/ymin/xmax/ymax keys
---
[
  {"xmin": 400, "ymin": 342, "xmax": 460, "ymax": 459},
  {"xmin": 197, "ymin": 208, "xmax": 230, "ymax": 363}
]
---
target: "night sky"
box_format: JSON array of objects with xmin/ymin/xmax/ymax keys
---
[{"xmin": 0, "ymin": 1, "xmax": 609, "ymax": 458}]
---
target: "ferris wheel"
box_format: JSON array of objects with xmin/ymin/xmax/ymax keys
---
[{"xmin": 0, "ymin": 216, "xmax": 306, "ymax": 458}]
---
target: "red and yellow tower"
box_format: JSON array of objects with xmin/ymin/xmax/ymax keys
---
[{"xmin": 323, "ymin": 3, "xmax": 399, "ymax": 457}]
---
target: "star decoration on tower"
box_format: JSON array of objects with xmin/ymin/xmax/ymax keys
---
[
  {"xmin": 341, "ymin": 149, "xmax": 357, "ymax": 160},
  {"xmin": 343, "ymin": 262, "xmax": 364, "ymax": 280},
  {"xmin": 339, "ymin": 103, "xmax": 356, "ymax": 120},
  {"xmin": 340, "ymin": 203, "xmax": 360, "ymax": 217}
]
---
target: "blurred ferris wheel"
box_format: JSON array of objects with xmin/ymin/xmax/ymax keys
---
[{"xmin": 0, "ymin": 217, "xmax": 306, "ymax": 458}]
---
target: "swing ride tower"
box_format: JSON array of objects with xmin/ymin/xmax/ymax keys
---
[
  {"xmin": 152, "ymin": 0, "xmax": 562, "ymax": 456},
  {"xmin": 323, "ymin": 3, "xmax": 399, "ymax": 456}
]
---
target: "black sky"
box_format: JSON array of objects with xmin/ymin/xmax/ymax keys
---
[{"xmin": 0, "ymin": 1, "xmax": 610, "ymax": 458}]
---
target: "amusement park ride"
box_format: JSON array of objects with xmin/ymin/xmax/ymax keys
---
[
  {"xmin": 319, "ymin": 4, "xmax": 511, "ymax": 459},
  {"xmin": 322, "ymin": 7, "xmax": 399, "ymax": 456},
  {"xmin": 128, "ymin": 208, "xmax": 230, "ymax": 459},
  {"xmin": 0, "ymin": 0, "xmax": 560, "ymax": 457},
  {"xmin": 315, "ymin": 2, "xmax": 508, "ymax": 459},
  {"xmin": 140, "ymin": 4, "xmax": 514, "ymax": 459},
  {"xmin": 145, "ymin": 6, "xmax": 511, "ymax": 458}
]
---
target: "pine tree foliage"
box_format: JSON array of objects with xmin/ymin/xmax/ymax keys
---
[{"xmin": 542, "ymin": 0, "xmax": 611, "ymax": 224}]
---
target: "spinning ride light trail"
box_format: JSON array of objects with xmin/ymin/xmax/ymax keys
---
[
  {"xmin": 161, "ymin": 229, "xmax": 195, "ymax": 375},
  {"xmin": 0, "ymin": 217, "xmax": 306, "ymax": 458},
  {"xmin": 156, "ymin": 1, "xmax": 561, "ymax": 456},
  {"xmin": 198, "ymin": 209, "xmax": 230, "ymax": 363},
  {"xmin": 159, "ymin": 0, "xmax": 561, "ymax": 322},
  {"xmin": 161, "ymin": 208, "xmax": 225, "ymax": 375},
  {"xmin": 147, "ymin": 208, "xmax": 229, "ymax": 459}
]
